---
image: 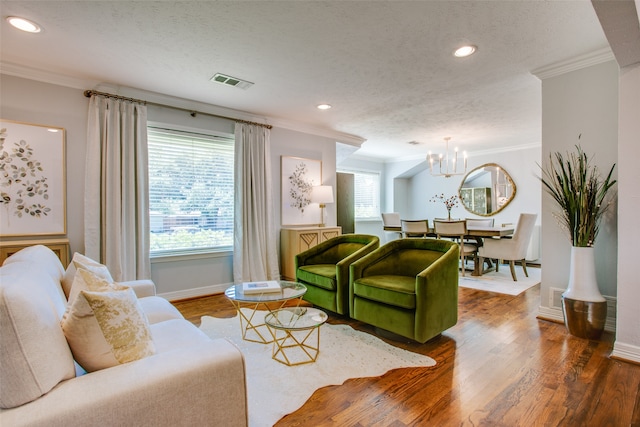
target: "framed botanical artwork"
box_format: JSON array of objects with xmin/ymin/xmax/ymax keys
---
[
  {"xmin": 281, "ymin": 156, "xmax": 322, "ymax": 226},
  {"xmin": 0, "ymin": 120, "xmax": 67, "ymax": 237}
]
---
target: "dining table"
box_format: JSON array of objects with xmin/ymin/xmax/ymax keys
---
[{"xmin": 425, "ymin": 224, "xmax": 515, "ymax": 276}]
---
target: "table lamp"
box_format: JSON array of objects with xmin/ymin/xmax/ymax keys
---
[{"xmin": 311, "ymin": 185, "xmax": 334, "ymax": 227}]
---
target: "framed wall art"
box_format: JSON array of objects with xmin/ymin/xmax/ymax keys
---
[
  {"xmin": 281, "ymin": 156, "xmax": 322, "ymax": 226},
  {"xmin": 0, "ymin": 119, "xmax": 67, "ymax": 237}
]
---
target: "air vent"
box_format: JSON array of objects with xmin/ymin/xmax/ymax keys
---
[
  {"xmin": 550, "ymin": 287, "xmax": 564, "ymax": 308},
  {"xmin": 210, "ymin": 73, "xmax": 254, "ymax": 90}
]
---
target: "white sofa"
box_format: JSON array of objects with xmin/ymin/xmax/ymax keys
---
[{"xmin": 0, "ymin": 245, "xmax": 248, "ymax": 427}]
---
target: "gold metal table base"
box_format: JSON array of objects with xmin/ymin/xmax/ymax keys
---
[
  {"xmin": 267, "ymin": 326, "xmax": 321, "ymax": 366},
  {"xmin": 228, "ymin": 298, "xmax": 304, "ymax": 344}
]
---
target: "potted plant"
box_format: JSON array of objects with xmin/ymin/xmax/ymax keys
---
[{"xmin": 539, "ymin": 144, "xmax": 616, "ymax": 339}]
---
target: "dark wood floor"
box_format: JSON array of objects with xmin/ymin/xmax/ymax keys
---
[{"xmin": 172, "ymin": 281, "xmax": 640, "ymax": 426}]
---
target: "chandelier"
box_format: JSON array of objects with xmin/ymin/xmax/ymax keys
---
[{"xmin": 427, "ymin": 137, "xmax": 467, "ymax": 178}]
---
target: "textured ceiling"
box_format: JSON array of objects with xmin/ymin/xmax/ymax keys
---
[{"xmin": 0, "ymin": 1, "xmax": 610, "ymax": 160}]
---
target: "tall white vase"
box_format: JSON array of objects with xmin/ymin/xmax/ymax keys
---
[
  {"xmin": 561, "ymin": 246, "xmax": 607, "ymax": 339},
  {"xmin": 563, "ymin": 246, "xmax": 605, "ymax": 302}
]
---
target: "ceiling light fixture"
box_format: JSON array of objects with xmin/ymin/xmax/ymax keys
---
[
  {"xmin": 427, "ymin": 137, "xmax": 467, "ymax": 178},
  {"xmin": 6, "ymin": 16, "xmax": 42, "ymax": 33},
  {"xmin": 453, "ymin": 45, "xmax": 477, "ymax": 58},
  {"xmin": 317, "ymin": 104, "xmax": 332, "ymax": 110}
]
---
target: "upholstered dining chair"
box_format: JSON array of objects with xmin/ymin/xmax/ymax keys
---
[
  {"xmin": 464, "ymin": 218, "xmax": 495, "ymax": 246},
  {"xmin": 295, "ymin": 234, "xmax": 380, "ymax": 315},
  {"xmin": 477, "ymin": 213, "xmax": 537, "ymax": 281},
  {"xmin": 434, "ymin": 219, "xmax": 478, "ymax": 276},
  {"xmin": 381, "ymin": 212, "xmax": 402, "ymax": 241},
  {"xmin": 349, "ymin": 238, "xmax": 459, "ymax": 343},
  {"xmin": 401, "ymin": 219, "xmax": 430, "ymax": 238}
]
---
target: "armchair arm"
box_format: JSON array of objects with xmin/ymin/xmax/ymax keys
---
[
  {"xmin": 119, "ymin": 279, "xmax": 156, "ymax": 298},
  {"xmin": 413, "ymin": 243, "xmax": 460, "ymax": 342},
  {"xmin": 0, "ymin": 339, "xmax": 248, "ymax": 427}
]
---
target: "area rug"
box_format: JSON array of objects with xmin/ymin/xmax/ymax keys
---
[
  {"xmin": 199, "ymin": 309, "xmax": 435, "ymax": 427},
  {"xmin": 458, "ymin": 265, "xmax": 541, "ymax": 295}
]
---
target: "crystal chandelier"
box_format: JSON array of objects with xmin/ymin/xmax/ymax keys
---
[{"xmin": 427, "ymin": 137, "xmax": 468, "ymax": 178}]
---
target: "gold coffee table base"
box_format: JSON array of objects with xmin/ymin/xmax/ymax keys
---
[
  {"xmin": 265, "ymin": 308, "xmax": 328, "ymax": 366},
  {"xmin": 269, "ymin": 326, "xmax": 321, "ymax": 366},
  {"xmin": 228, "ymin": 299, "xmax": 303, "ymax": 344},
  {"xmin": 224, "ymin": 281, "xmax": 308, "ymax": 344}
]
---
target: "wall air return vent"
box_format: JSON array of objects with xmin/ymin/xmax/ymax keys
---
[{"xmin": 210, "ymin": 73, "xmax": 254, "ymax": 90}]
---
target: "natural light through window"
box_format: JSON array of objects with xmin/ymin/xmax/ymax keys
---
[
  {"xmin": 147, "ymin": 126, "xmax": 234, "ymax": 256},
  {"xmin": 340, "ymin": 170, "xmax": 380, "ymax": 220}
]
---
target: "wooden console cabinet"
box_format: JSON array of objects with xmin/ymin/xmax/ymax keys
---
[
  {"xmin": 280, "ymin": 226, "xmax": 341, "ymax": 280},
  {"xmin": 0, "ymin": 238, "xmax": 70, "ymax": 267}
]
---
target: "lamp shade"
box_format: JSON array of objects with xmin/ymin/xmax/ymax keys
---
[{"xmin": 311, "ymin": 185, "xmax": 334, "ymax": 204}]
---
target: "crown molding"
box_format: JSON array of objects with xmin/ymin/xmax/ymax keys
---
[
  {"xmin": 531, "ymin": 47, "xmax": 616, "ymax": 80},
  {"xmin": 1, "ymin": 61, "xmax": 365, "ymax": 147}
]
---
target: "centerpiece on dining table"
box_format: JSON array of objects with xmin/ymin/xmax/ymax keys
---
[{"xmin": 430, "ymin": 193, "xmax": 459, "ymax": 221}]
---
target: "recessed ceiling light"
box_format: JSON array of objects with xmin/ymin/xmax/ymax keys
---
[
  {"xmin": 453, "ymin": 45, "xmax": 477, "ymax": 58},
  {"xmin": 6, "ymin": 16, "xmax": 42, "ymax": 33},
  {"xmin": 317, "ymin": 104, "xmax": 332, "ymax": 110}
]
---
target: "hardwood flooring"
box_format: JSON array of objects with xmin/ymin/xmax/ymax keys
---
[{"xmin": 172, "ymin": 282, "xmax": 640, "ymax": 426}]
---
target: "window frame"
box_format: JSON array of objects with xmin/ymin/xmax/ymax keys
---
[{"xmin": 147, "ymin": 122, "xmax": 235, "ymax": 259}]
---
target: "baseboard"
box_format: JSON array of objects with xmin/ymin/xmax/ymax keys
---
[
  {"xmin": 611, "ymin": 342, "xmax": 640, "ymax": 365},
  {"xmin": 536, "ymin": 306, "xmax": 564, "ymax": 324},
  {"xmin": 540, "ymin": 291, "xmax": 617, "ymax": 333},
  {"xmin": 159, "ymin": 282, "xmax": 230, "ymax": 301},
  {"xmin": 537, "ymin": 301, "xmax": 616, "ymax": 333}
]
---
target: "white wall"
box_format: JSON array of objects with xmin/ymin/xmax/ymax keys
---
[
  {"xmin": 406, "ymin": 146, "xmax": 541, "ymax": 228},
  {"xmin": 0, "ymin": 74, "xmax": 341, "ymax": 299},
  {"xmin": 613, "ymin": 62, "xmax": 640, "ymax": 362},
  {"xmin": 537, "ymin": 60, "xmax": 619, "ymax": 321}
]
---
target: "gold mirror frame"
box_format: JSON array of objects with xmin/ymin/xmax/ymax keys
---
[{"xmin": 458, "ymin": 163, "xmax": 516, "ymax": 217}]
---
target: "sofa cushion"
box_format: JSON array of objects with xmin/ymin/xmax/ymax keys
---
[
  {"xmin": 138, "ymin": 296, "xmax": 185, "ymax": 324},
  {"xmin": 62, "ymin": 287, "xmax": 156, "ymax": 372},
  {"xmin": 297, "ymin": 264, "xmax": 337, "ymax": 290},
  {"xmin": 0, "ymin": 260, "xmax": 76, "ymax": 409}
]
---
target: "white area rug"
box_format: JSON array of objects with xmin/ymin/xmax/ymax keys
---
[
  {"xmin": 458, "ymin": 265, "xmax": 541, "ymax": 295},
  {"xmin": 199, "ymin": 309, "xmax": 435, "ymax": 427}
]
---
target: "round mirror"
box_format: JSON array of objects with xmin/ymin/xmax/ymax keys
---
[{"xmin": 458, "ymin": 163, "xmax": 516, "ymax": 216}]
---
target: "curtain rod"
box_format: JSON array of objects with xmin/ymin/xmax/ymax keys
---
[{"xmin": 83, "ymin": 89, "xmax": 273, "ymax": 130}]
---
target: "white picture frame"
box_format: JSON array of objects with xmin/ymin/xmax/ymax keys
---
[{"xmin": 0, "ymin": 120, "xmax": 67, "ymax": 237}]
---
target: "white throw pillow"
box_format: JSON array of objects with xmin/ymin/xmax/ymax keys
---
[
  {"xmin": 66, "ymin": 267, "xmax": 119, "ymax": 309},
  {"xmin": 61, "ymin": 287, "xmax": 156, "ymax": 372},
  {"xmin": 61, "ymin": 253, "xmax": 113, "ymax": 299}
]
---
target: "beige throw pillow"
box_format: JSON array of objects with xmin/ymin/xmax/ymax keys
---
[
  {"xmin": 66, "ymin": 267, "xmax": 119, "ymax": 308},
  {"xmin": 61, "ymin": 287, "xmax": 156, "ymax": 372},
  {"xmin": 61, "ymin": 253, "xmax": 114, "ymax": 298}
]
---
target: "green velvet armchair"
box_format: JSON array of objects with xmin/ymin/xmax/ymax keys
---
[
  {"xmin": 349, "ymin": 238, "xmax": 459, "ymax": 343},
  {"xmin": 295, "ymin": 234, "xmax": 380, "ymax": 315}
]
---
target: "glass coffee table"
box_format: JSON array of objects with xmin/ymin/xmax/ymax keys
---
[
  {"xmin": 264, "ymin": 307, "xmax": 328, "ymax": 366},
  {"xmin": 224, "ymin": 280, "xmax": 307, "ymax": 344}
]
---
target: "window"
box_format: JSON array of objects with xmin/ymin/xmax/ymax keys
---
[
  {"xmin": 340, "ymin": 170, "xmax": 381, "ymax": 220},
  {"xmin": 147, "ymin": 126, "xmax": 234, "ymax": 256}
]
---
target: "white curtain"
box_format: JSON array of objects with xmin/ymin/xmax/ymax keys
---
[
  {"xmin": 233, "ymin": 123, "xmax": 280, "ymax": 282},
  {"xmin": 85, "ymin": 95, "xmax": 150, "ymax": 281}
]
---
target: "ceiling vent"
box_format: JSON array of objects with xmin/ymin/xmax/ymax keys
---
[{"xmin": 210, "ymin": 73, "xmax": 254, "ymax": 90}]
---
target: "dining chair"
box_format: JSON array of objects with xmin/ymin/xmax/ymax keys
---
[
  {"xmin": 401, "ymin": 219, "xmax": 430, "ymax": 238},
  {"xmin": 466, "ymin": 218, "xmax": 494, "ymax": 227},
  {"xmin": 464, "ymin": 218, "xmax": 495, "ymax": 246},
  {"xmin": 382, "ymin": 212, "xmax": 403, "ymax": 241},
  {"xmin": 477, "ymin": 213, "xmax": 537, "ymax": 281},
  {"xmin": 434, "ymin": 219, "xmax": 477, "ymax": 276}
]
